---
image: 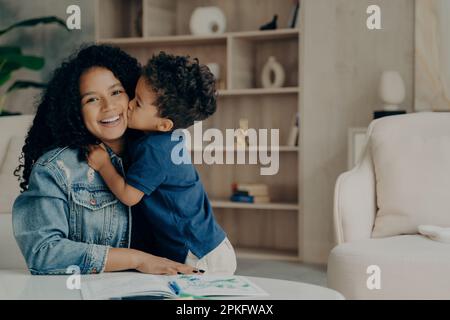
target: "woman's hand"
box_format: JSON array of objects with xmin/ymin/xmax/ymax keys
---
[
  {"xmin": 105, "ymin": 248, "xmax": 200, "ymax": 275},
  {"xmin": 135, "ymin": 251, "xmax": 199, "ymax": 275},
  {"xmin": 87, "ymin": 143, "xmax": 110, "ymax": 171}
]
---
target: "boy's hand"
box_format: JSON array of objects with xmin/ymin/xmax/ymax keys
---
[{"xmin": 87, "ymin": 143, "xmax": 110, "ymax": 172}]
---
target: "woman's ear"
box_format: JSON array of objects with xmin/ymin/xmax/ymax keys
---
[{"xmin": 157, "ymin": 118, "xmax": 174, "ymax": 132}]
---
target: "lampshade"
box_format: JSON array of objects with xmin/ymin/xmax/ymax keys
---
[{"xmin": 379, "ymin": 71, "xmax": 405, "ymax": 111}]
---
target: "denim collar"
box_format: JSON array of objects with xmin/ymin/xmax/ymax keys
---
[{"xmin": 104, "ymin": 144, "xmax": 119, "ymax": 160}]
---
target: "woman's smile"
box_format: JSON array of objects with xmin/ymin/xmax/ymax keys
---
[{"xmin": 99, "ymin": 114, "xmax": 124, "ymax": 127}]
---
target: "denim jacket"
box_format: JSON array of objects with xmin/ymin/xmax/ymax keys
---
[{"xmin": 12, "ymin": 146, "xmax": 131, "ymax": 275}]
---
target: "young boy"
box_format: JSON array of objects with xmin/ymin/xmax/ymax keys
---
[{"xmin": 87, "ymin": 52, "xmax": 236, "ymax": 275}]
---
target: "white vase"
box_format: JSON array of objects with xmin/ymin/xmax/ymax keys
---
[
  {"xmin": 379, "ymin": 71, "xmax": 405, "ymax": 111},
  {"xmin": 190, "ymin": 7, "xmax": 226, "ymax": 36},
  {"xmin": 261, "ymin": 56, "xmax": 285, "ymax": 89},
  {"xmin": 206, "ymin": 63, "xmax": 221, "ymax": 81}
]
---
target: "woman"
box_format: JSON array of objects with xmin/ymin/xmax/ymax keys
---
[{"xmin": 12, "ymin": 44, "xmax": 196, "ymax": 275}]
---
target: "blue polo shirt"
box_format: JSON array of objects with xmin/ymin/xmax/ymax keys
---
[{"xmin": 126, "ymin": 131, "xmax": 226, "ymax": 263}]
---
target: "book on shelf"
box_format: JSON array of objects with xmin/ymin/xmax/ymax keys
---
[
  {"xmin": 230, "ymin": 183, "xmax": 271, "ymax": 203},
  {"xmin": 230, "ymin": 194, "xmax": 271, "ymax": 204},
  {"xmin": 81, "ymin": 273, "xmax": 268, "ymax": 300},
  {"xmin": 230, "ymin": 194, "xmax": 253, "ymax": 203}
]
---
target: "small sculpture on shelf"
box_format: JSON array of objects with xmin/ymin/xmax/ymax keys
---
[
  {"xmin": 235, "ymin": 118, "xmax": 249, "ymax": 148},
  {"xmin": 260, "ymin": 14, "xmax": 278, "ymax": 30},
  {"xmin": 206, "ymin": 62, "xmax": 225, "ymax": 90},
  {"xmin": 261, "ymin": 56, "xmax": 285, "ymax": 89},
  {"xmin": 190, "ymin": 6, "xmax": 227, "ymax": 35},
  {"xmin": 206, "ymin": 63, "xmax": 220, "ymax": 81}
]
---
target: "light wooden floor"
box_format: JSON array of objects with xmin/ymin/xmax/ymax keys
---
[{"xmin": 235, "ymin": 258, "xmax": 327, "ymax": 287}]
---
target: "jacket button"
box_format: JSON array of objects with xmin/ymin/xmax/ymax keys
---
[{"xmin": 90, "ymin": 198, "xmax": 96, "ymax": 205}]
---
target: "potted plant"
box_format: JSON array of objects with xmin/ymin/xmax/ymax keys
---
[{"xmin": 0, "ymin": 16, "xmax": 68, "ymax": 116}]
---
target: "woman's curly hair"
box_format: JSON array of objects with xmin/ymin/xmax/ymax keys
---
[
  {"xmin": 142, "ymin": 51, "xmax": 217, "ymax": 130},
  {"xmin": 14, "ymin": 44, "xmax": 141, "ymax": 192}
]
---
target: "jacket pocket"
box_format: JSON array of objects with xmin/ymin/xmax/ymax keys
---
[
  {"xmin": 71, "ymin": 185, "xmax": 118, "ymax": 210},
  {"xmin": 69, "ymin": 185, "xmax": 118, "ymax": 244}
]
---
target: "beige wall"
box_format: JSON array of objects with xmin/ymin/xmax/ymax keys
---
[{"xmin": 300, "ymin": 0, "xmax": 415, "ymax": 263}]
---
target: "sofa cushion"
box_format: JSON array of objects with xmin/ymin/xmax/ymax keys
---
[
  {"xmin": 0, "ymin": 135, "xmax": 25, "ymax": 213},
  {"xmin": 1, "ymin": 135, "xmax": 25, "ymax": 175},
  {"xmin": 0, "ymin": 173, "xmax": 21, "ymax": 214},
  {"xmin": 0, "ymin": 115, "xmax": 33, "ymax": 168},
  {"xmin": 327, "ymin": 235, "xmax": 450, "ymax": 299},
  {"xmin": 371, "ymin": 113, "xmax": 450, "ymax": 237},
  {"xmin": 0, "ymin": 137, "xmax": 10, "ymax": 169}
]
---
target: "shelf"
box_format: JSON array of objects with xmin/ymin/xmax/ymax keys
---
[
  {"xmin": 235, "ymin": 247, "xmax": 299, "ymax": 261},
  {"xmin": 218, "ymin": 87, "xmax": 299, "ymax": 96},
  {"xmin": 211, "ymin": 200, "xmax": 299, "ymax": 211},
  {"xmin": 97, "ymin": 29, "xmax": 299, "ymax": 46},
  {"xmin": 232, "ymin": 28, "xmax": 300, "ymax": 41},
  {"xmin": 98, "ymin": 34, "xmax": 227, "ymax": 46},
  {"xmin": 230, "ymin": 30, "xmax": 299, "ymax": 89}
]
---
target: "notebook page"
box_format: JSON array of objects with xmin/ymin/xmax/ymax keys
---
[
  {"xmin": 82, "ymin": 273, "xmax": 174, "ymax": 300},
  {"xmin": 173, "ymin": 275, "xmax": 268, "ymax": 297}
]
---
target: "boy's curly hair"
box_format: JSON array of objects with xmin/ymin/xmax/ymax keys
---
[
  {"xmin": 14, "ymin": 44, "xmax": 141, "ymax": 192},
  {"xmin": 142, "ymin": 51, "xmax": 217, "ymax": 129}
]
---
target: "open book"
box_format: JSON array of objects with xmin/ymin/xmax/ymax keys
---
[{"xmin": 81, "ymin": 273, "xmax": 268, "ymax": 300}]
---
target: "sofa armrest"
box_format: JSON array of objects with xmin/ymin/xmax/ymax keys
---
[
  {"xmin": 334, "ymin": 140, "xmax": 377, "ymax": 244},
  {"xmin": 0, "ymin": 213, "xmax": 27, "ymax": 270}
]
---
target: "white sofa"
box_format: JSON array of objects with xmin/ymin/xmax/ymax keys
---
[
  {"xmin": 327, "ymin": 112, "xmax": 450, "ymax": 299},
  {"xmin": 0, "ymin": 115, "xmax": 34, "ymax": 270}
]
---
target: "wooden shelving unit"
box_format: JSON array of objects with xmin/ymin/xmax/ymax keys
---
[
  {"xmin": 96, "ymin": 0, "xmax": 302, "ymax": 261},
  {"xmin": 210, "ymin": 200, "xmax": 299, "ymax": 211}
]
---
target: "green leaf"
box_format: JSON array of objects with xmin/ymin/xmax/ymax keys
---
[
  {"xmin": 0, "ymin": 46, "xmax": 21, "ymax": 55},
  {"xmin": 0, "ymin": 53, "xmax": 44, "ymax": 70},
  {"xmin": 0, "ymin": 16, "xmax": 68, "ymax": 36},
  {"xmin": 6, "ymin": 80, "xmax": 47, "ymax": 93},
  {"xmin": 0, "ymin": 60, "xmax": 21, "ymax": 74},
  {"xmin": 0, "ymin": 72, "xmax": 11, "ymax": 86}
]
